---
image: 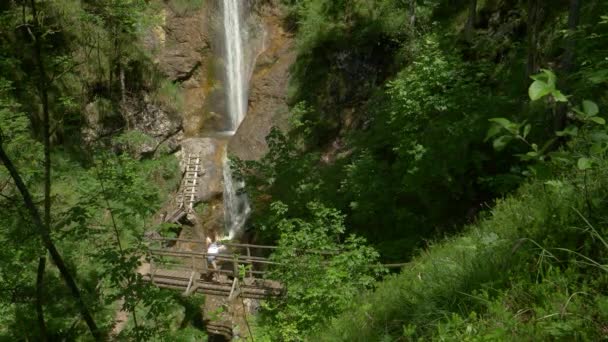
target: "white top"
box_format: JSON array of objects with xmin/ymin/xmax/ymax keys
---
[{"xmin": 208, "ymin": 243, "xmax": 220, "ymax": 255}]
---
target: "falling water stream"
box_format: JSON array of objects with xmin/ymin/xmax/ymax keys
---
[
  {"xmin": 222, "ymin": 0, "xmax": 246, "ymax": 133},
  {"xmin": 221, "ymin": 0, "xmax": 251, "ymax": 240}
]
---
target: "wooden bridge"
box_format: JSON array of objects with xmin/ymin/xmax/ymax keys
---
[
  {"xmin": 141, "ymin": 237, "xmax": 407, "ymax": 300},
  {"xmin": 142, "ymin": 237, "xmax": 284, "ymax": 300}
]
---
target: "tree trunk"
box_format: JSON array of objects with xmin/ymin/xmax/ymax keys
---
[
  {"xmin": 526, "ymin": 0, "xmax": 545, "ymax": 76},
  {"xmin": 409, "ymin": 0, "xmax": 416, "ymax": 27},
  {"xmin": 562, "ymin": 0, "xmax": 581, "ymax": 71},
  {"xmin": 465, "ymin": 0, "xmax": 477, "ymax": 41},
  {"xmin": 555, "ymin": 0, "xmax": 582, "ymax": 132}
]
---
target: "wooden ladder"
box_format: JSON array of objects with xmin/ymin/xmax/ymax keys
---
[{"xmin": 177, "ymin": 153, "xmax": 202, "ymax": 213}]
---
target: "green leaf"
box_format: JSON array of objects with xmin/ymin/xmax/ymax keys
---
[
  {"xmin": 572, "ymin": 107, "xmax": 585, "ymax": 119},
  {"xmin": 516, "ymin": 151, "xmax": 539, "ymax": 162},
  {"xmin": 485, "ymin": 124, "xmax": 502, "ymax": 142},
  {"xmin": 590, "ymin": 131, "xmax": 608, "ymax": 142},
  {"xmin": 492, "ymin": 135, "xmax": 513, "ymax": 151},
  {"xmin": 577, "ymin": 157, "xmax": 593, "ymax": 170},
  {"xmin": 582, "ymin": 100, "xmax": 599, "ymax": 116},
  {"xmin": 531, "ymin": 143, "xmax": 539, "ymax": 152},
  {"xmin": 523, "ymin": 124, "xmax": 532, "ymax": 138},
  {"xmin": 529, "ymin": 80, "xmax": 551, "ymax": 101},
  {"xmin": 552, "ymin": 90, "xmax": 568, "ymax": 102},
  {"xmin": 590, "ymin": 142, "xmax": 608, "ymax": 155},
  {"xmin": 543, "ymin": 69, "xmax": 557, "ymax": 87},
  {"xmin": 489, "ymin": 117, "xmax": 519, "ymax": 135},
  {"xmin": 589, "ymin": 116, "xmax": 606, "ymax": 125},
  {"xmin": 556, "ymin": 125, "xmax": 578, "ymax": 137},
  {"xmin": 530, "ymin": 73, "xmax": 547, "ymax": 82},
  {"xmin": 488, "ymin": 118, "xmax": 513, "ymax": 128}
]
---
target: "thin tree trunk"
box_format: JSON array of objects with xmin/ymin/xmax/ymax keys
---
[
  {"xmin": 465, "ymin": 0, "xmax": 477, "ymax": 41},
  {"xmin": 26, "ymin": 1, "xmax": 52, "ymax": 338},
  {"xmin": 0, "ymin": 143, "xmax": 102, "ymax": 340},
  {"xmin": 562, "ymin": 0, "xmax": 581, "ymax": 71},
  {"xmin": 409, "ymin": 0, "xmax": 416, "ymax": 27},
  {"xmin": 36, "ymin": 257, "xmax": 47, "ymax": 342},
  {"xmin": 25, "ymin": 0, "xmax": 51, "ymax": 234},
  {"xmin": 554, "ymin": 0, "xmax": 582, "ymax": 132}
]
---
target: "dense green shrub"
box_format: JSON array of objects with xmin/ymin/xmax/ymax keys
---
[{"xmin": 255, "ymin": 202, "xmax": 384, "ymax": 340}]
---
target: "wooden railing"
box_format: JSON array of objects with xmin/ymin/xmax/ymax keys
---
[
  {"xmin": 143, "ymin": 237, "xmax": 409, "ymax": 298},
  {"xmin": 148, "ymin": 248, "xmax": 279, "ymax": 280},
  {"xmin": 146, "ymin": 237, "xmax": 408, "ymax": 281}
]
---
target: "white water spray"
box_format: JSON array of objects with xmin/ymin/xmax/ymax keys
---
[
  {"xmin": 222, "ymin": 0, "xmax": 250, "ymax": 239},
  {"xmin": 223, "ymin": 155, "xmax": 251, "ymax": 239}
]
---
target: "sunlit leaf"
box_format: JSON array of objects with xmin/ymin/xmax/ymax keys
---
[
  {"xmin": 552, "ymin": 90, "xmax": 568, "ymax": 102},
  {"xmin": 556, "ymin": 125, "xmax": 578, "ymax": 137},
  {"xmin": 485, "ymin": 124, "xmax": 503, "ymax": 142},
  {"xmin": 529, "ymin": 80, "xmax": 551, "ymax": 101},
  {"xmin": 577, "ymin": 157, "xmax": 593, "ymax": 170},
  {"xmin": 589, "ymin": 116, "xmax": 606, "ymax": 125},
  {"xmin": 523, "ymin": 124, "xmax": 532, "ymax": 138},
  {"xmin": 492, "ymin": 135, "xmax": 513, "ymax": 151},
  {"xmin": 590, "ymin": 142, "xmax": 608, "ymax": 155},
  {"xmin": 583, "ymin": 100, "xmax": 599, "ymax": 116}
]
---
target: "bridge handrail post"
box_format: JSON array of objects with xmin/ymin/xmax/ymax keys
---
[
  {"xmin": 202, "ymin": 253, "xmax": 208, "ymax": 274},
  {"xmin": 150, "ymin": 256, "xmax": 156, "ymax": 283},
  {"xmin": 233, "ymin": 257, "xmax": 239, "ymax": 278},
  {"xmin": 246, "ymin": 247, "xmax": 253, "ymax": 278}
]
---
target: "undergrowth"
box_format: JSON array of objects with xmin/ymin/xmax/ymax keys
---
[{"xmin": 315, "ymin": 154, "xmax": 608, "ymax": 341}]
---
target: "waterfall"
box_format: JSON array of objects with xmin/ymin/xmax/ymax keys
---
[
  {"xmin": 223, "ymin": 155, "xmax": 251, "ymax": 240},
  {"xmin": 221, "ymin": 0, "xmax": 250, "ymax": 239},
  {"xmin": 222, "ymin": 0, "xmax": 246, "ymax": 132}
]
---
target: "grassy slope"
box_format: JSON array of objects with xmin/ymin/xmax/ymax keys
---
[{"xmin": 315, "ymin": 155, "xmax": 608, "ymax": 341}]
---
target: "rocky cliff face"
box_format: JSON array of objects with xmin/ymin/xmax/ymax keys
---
[
  {"xmin": 228, "ymin": 3, "xmax": 295, "ymax": 161},
  {"xmin": 82, "ymin": 4, "xmax": 212, "ymax": 156},
  {"xmin": 83, "ymin": 1, "xmax": 292, "ymax": 163},
  {"xmin": 149, "ymin": 5, "xmax": 212, "ymax": 138}
]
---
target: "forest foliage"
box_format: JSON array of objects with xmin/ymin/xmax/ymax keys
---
[
  {"xmin": 0, "ymin": 0, "xmax": 204, "ymax": 340},
  {"xmin": 239, "ymin": 0, "xmax": 608, "ymax": 339},
  {"xmin": 1, "ymin": 0, "xmax": 608, "ymax": 340}
]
